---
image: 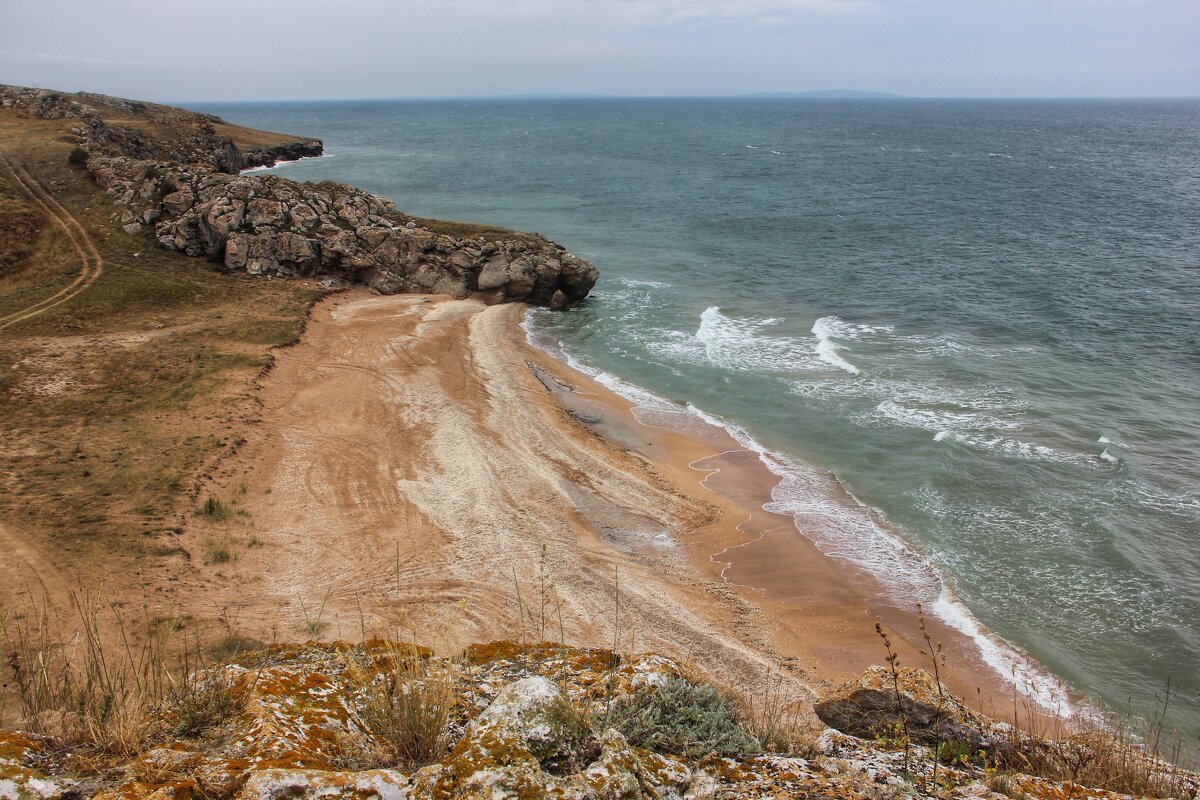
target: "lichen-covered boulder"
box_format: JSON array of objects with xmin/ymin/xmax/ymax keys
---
[
  {"xmin": 0, "ymin": 732, "xmax": 72, "ymax": 800},
  {"xmin": 236, "ymin": 767, "xmax": 410, "ymax": 799},
  {"xmin": 450, "ymin": 676, "xmax": 591, "ymax": 776},
  {"xmin": 414, "ymin": 675, "xmax": 694, "ymax": 800}
]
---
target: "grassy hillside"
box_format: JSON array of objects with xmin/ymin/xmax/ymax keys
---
[{"xmin": 0, "ymin": 103, "xmax": 325, "ymax": 593}]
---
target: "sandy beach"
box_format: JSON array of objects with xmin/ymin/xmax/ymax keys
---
[{"xmin": 172, "ymin": 290, "xmax": 1021, "ymax": 713}]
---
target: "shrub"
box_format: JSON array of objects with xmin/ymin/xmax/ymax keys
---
[
  {"xmin": 67, "ymin": 146, "xmax": 88, "ymax": 167},
  {"xmin": 607, "ymin": 678, "xmax": 760, "ymax": 760},
  {"xmin": 203, "ymin": 534, "xmax": 235, "ymax": 564},
  {"xmin": 740, "ymin": 668, "xmax": 815, "ymax": 755},
  {"xmin": 167, "ymin": 667, "xmax": 243, "ymax": 739},
  {"xmin": 196, "ymin": 496, "xmax": 231, "ymax": 521},
  {"xmin": 354, "ymin": 644, "xmax": 458, "ymax": 769}
]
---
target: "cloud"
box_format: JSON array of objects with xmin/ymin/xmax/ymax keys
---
[
  {"xmin": 496, "ymin": 0, "xmax": 873, "ymax": 28},
  {"xmin": 0, "ymin": 50, "xmax": 170, "ymax": 68}
]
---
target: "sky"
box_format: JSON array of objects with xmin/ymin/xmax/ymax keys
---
[{"xmin": 2, "ymin": 0, "xmax": 1197, "ymax": 101}]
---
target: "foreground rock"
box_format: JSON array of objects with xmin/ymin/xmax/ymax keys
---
[
  {"xmin": 814, "ymin": 665, "xmax": 1006, "ymax": 752},
  {"xmin": 3, "ymin": 642, "xmax": 1190, "ymax": 800}
]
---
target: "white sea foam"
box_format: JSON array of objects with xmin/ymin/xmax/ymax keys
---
[
  {"xmin": 618, "ymin": 277, "xmax": 672, "ymax": 289},
  {"xmin": 521, "ymin": 310, "xmax": 1080, "ymax": 716},
  {"xmin": 810, "ymin": 316, "xmax": 893, "ymax": 375},
  {"xmin": 935, "ymin": 431, "xmax": 1093, "ymax": 466},
  {"xmin": 873, "ymin": 400, "xmax": 1020, "ymax": 435},
  {"xmin": 694, "ymin": 307, "xmax": 819, "ymax": 373},
  {"xmin": 1098, "ymin": 435, "xmax": 1112, "ymax": 444},
  {"xmin": 239, "ymin": 152, "xmax": 331, "ymax": 174},
  {"xmin": 1099, "ymin": 449, "xmax": 1121, "ymax": 464}
]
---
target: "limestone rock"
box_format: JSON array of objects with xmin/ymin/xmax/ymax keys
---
[
  {"xmin": 456, "ymin": 676, "xmax": 590, "ymax": 776},
  {"xmin": 236, "ymin": 768, "xmax": 410, "ymax": 800},
  {"xmin": 0, "ymin": 732, "xmax": 73, "ymax": 800},
  {"xmin": 85, "ymin": 153, "xmax": 598, "ymax": 308}
]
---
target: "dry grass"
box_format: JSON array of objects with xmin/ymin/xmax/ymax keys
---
[
  {"xmin": 738, "ymin": 667, "xmax": 818, "ymax": 756},
  {"xmin": 0, "ymin": 109, "xmax": 326, "ymax": 631},
  {"xmin": 872, "ymin": 619, "xmax": 1197, "ymax": 799},
  {"xmin": 351, "ymin": 642, "xmax": 459, "ymax": 770},
  {"xmin": 995, "ymin": 689, "xmax": 1198, "ymax": 799},
  {"xmin": 0, "ymin": 589, "xmax": 247, "ymax": 776}
]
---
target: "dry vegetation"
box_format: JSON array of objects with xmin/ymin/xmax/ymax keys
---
[{"xmin": 0, "ymin": 111, "xmax": 325, "ymax": 612}]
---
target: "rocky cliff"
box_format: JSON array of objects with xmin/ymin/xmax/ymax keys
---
[
  {"xmin": 1, "ymin": 84, "xmax": 598, "ymax": 307},
  {"xmin": 90, "ymin": 156, "xmax": 596, "ymax": 306}
]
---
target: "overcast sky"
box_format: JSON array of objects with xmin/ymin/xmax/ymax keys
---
[{"xmin": 2, "ymin": 0, "xmax": 1197, "ymax": 101}]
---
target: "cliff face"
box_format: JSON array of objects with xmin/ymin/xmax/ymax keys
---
[
  {"xmin": 0, "ymin": 85, "xmax": 315, "ymax": 172},
  {"xmin": 1, "ymin": 84, "xmax": 598, "ymax": 307}
]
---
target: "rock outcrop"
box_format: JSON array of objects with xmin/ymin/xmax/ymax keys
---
[
  {"xmin": 4, "ymin": 643, "xmax": 1189, "ymax": 800},
  {"xmin": 88, "ymin": 156, "xmax": 597, "ymax": 306},
  {"xmin": 814, "ymin": 666, "xmax": 1004, "ymax": 752},
  {"xmin": 1, "ymin": 85, "xmax": 320, "ymax": 172},
  {"xmin": 1, "ymin": 83, "xmax": 599, "ymax": 307}
]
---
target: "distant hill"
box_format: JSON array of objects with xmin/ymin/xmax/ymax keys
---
[{"xmin": 744, "ymin": 90, "xmax": 904, "ymax": 99}]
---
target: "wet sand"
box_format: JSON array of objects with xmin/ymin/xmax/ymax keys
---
[{"xmin": 176, "ymin": 290, "xmax": 1023, "ymax": 714}]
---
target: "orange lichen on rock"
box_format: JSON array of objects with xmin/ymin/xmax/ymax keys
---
[{"xmin": 0, "ymin": 641, "xmax": 1192, "ymax": 799}]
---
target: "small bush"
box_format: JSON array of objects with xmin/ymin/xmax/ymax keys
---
[
  {"xmin": 160, "ymin": 176, "xmax": 178, "ymax": 194},
  {"xmin": 168, "ymin": 668, "xmax": 243, "ymax": 739},
  {"xmin": 740, "ymin": 669, "xmax": 815, "ymax": 755},
  {"xmin": 355, "ymin": 644, "xmax": 458, "ymax": 769},
  {"xmin": 607, "ymin": 678, "xmax": 760, "ymax": 760},
  {"xmin": 203, "ymin": 535, "xmax": 235, "ymax": 564},
  {"xmin": 67, "ymin": 146, "xmax": 88, "ymax": 167},
  {"xmin": 938, "ymin": 738, "xmax": 973, "ymax": 766},
  {"xmin": 196, "ymin": 496, "xmax": 231, "ymax": 521}
]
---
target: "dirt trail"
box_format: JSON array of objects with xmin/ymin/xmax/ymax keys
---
[{"xmin": 0, "ymin": 150, "xmax": 104, "ymax": 330}]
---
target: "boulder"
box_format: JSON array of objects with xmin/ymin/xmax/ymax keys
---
[
  {"xmin": 814, "ymin": 666, "xmax": 999, "ymax": 752},
  {"xmin": 456, "ymin": 676, "xmax": 591, "ymax": 776},
  {"xmin": 245, "ymin": 198, "xmax": 288, "ymax": 228},
  {"xmin": 161, "ymin": 189, "xmax": 194, "ymax": 216},
  {"xmin": 418, "ymin": 676, "xmax": 694, "ymax": 799},
  {"xmin": 236, "ymin": 768, "xmax": 410, "ymax": 800}
]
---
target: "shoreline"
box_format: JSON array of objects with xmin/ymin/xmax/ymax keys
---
[
  {"xmin": 174, "ymin": 290, "xmax": 1060, "ymax": 720},
  {"xmin": 520, "ymin": 307, "xmax": 1076, "ymax": 717}
]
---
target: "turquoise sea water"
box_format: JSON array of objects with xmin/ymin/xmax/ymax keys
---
[{"xmin": 194, "ymin": 98, "xmax": 1200, "ymax": 738}]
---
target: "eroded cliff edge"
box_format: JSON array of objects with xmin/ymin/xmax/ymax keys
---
[{"xmin": 1, "ymin": 85, "xmax": 598, "ymax": 307}]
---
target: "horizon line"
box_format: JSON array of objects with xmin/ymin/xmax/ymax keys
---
[{"xmin": 177, "ymin": 92, "xmax": 1200, "ymax": 105}]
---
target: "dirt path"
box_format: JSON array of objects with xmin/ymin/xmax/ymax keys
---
[{"xmin": 0, "ymin": 150, "xmax": 104, "ymax": 331}]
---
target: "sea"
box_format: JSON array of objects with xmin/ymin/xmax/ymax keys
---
[{"xmin": 192, "ymin": 97, "xmax": 1200, "ymax": 740}]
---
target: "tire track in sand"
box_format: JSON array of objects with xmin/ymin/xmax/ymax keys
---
[{"xmin": 0, "ymin": 150, "xmax": 104, "ymax": 331}]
